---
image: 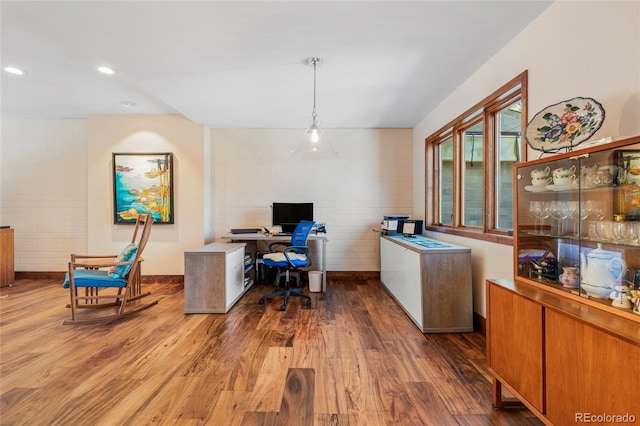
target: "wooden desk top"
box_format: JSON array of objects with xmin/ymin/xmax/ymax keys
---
[{"xmin": 221, "ymin": 232, "xmax": 328, "ymax": 242}]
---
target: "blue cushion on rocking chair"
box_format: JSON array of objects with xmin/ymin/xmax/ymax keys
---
[
  {"xmin": 62, "ymin": 269, "xmax": 127, "ymax": 289},
  {"xmin": 107, "ymin": 243, "xmax": 138, "ymax": 279}
]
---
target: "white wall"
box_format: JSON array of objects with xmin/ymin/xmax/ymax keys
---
[
  {"xmin": 87, "ymin": 114, "xmax": 205, "ymax": 275},
  {"xmin": 1, "ymin": 118, "xmax": 411, "ymax": 274},
  {"xmin": 413, "ymin": 0, "xmax": 640, "ymax": 317},
  {"xmin": 1, "ymin": 119, "xmax": 88, "ymax": 271},
  {"xmin": 210, "ymin": 128, "xmax": 413, "ymax": 271}
]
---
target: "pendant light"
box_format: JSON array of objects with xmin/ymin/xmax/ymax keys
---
[{"xmin": 306, "ymin": 57, "xmax": 322, "ymax": 143}]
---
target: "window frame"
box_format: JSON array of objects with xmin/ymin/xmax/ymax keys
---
[{"xmin": 425, "ymin": 71, "xmax": 528, "ymax": 245}]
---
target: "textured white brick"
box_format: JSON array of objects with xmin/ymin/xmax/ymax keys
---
[{"xmin": 1, "ymin": 119, "xmax": 88, "ymax": 272}]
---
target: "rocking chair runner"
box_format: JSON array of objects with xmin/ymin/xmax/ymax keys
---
[{"xmin": 62, "ymin": 214, "xmax": 157, "ymax": 324}]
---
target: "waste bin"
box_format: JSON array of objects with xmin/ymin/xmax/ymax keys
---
[{"xmin": 308, "ymin": 271, "xmax": 322, "ymax": 292}]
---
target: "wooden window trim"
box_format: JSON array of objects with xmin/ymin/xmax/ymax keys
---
[{"xmin": 425, "ymin": 71, "xmax": 528, "ymax": 246}]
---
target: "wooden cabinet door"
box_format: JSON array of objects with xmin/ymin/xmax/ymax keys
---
[
  {"xmin": 545, "ymin": 310, "xmax": 640, "ymax": 425},
  {"xmin": 487, "ymin": 282, "xmax": 544, "ymax": 412}
]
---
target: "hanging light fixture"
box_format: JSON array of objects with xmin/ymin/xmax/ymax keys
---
[
  {"xmin": 291, "ymin": 57, "xmax": 337, "ymax": 158},
  {"xmin": 306, "ymin": 57, "xmax": 322, "ymax": 143}
]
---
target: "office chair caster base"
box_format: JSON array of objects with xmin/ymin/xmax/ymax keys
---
[
  {"xmin": 259, "ymin": 298, "xmax": 265, "ymax": 305},
  {"xmin": 279, "ymin": 304, "xmax": 287, "ymax": 311}
]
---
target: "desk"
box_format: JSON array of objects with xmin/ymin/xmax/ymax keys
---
[{"xmin": 221, "ymin": 232, "xmax": 329, "ymax": 292}]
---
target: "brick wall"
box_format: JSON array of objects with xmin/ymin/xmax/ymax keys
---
[{"xmin": 1, "ymin": 119, "xmax": 88, "ymax": 271}]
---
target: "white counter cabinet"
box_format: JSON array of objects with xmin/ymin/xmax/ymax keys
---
[
  {"xmin": 184, "ymin": 242, "xmax": 249, "ymax": 313},
  {"xmin": 380, "ymin": 235, "xmax": 473, "ymax": 333}
]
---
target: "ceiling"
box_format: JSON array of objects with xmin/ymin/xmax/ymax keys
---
[{"xmin": 1, "ymin": 1, "xmax": 552, "ymax": 129}]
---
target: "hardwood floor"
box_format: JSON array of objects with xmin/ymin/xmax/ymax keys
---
[{"xmin": 0, "ymin": 278, "xmax": 542, "ymax": 425}]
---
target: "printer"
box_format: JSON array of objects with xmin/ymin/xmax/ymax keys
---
[
  {"xmin": 381, "ymin": 215, "xmax": 410, "ymax": 235},
  {"xmin": 381, "ymin": 215, "xmax": 424, "ymax": 236}
]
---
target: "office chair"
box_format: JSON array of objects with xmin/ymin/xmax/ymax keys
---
[{"xmin": 260, "ymin": 220, "xmax": 315, "ymax": 311}]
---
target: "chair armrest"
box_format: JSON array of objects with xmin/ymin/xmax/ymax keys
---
[
  {"xmin": 71, "ymin": 254, "xmax": 118, "ymax": 262},
  {"xmin": 283, "ymin": 246, "xmax": 312, "ymax": 267},
  {"xmin": 69, "ymin": 258, "xmax": 136, "ymax": 270},
  {"xmin": 268, "ymin": 242, "xmax": 291, "ymax": 252}
]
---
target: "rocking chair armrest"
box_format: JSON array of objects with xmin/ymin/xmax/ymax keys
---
[
  {"xmin": 69, "ymin": 258, "xmax": 136, "ymax": 270},
  {"xmin": 71, "ymin": 253, "xmax": 118, "ymax": 262}
]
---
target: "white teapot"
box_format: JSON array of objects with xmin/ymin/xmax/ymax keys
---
[{"xmin": 580, "ymin": 244, "xmax": 626, "ymax": 297}]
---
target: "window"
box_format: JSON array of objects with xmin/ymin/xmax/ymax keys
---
[{"xmin": 426, "ymin": 71, "xmax": 528, "ymax": 244}]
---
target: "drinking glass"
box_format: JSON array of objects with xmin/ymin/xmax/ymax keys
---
[
  {"xmin": 567, "ymin": 201, "xmax": 579, "ymax": 236},
  {"xmin": 558, "ymin": 201, "xmax": 573, "ymax": 236},
  {"xmin": 597, "ymin": 220, "xmax": 613, "ymax": 241},
  {"xmin": 625, "ymin": 222, "xmax": 639, "ymax": 244},
  {"xmin": 578, "ymin": 200, "xmax": 593, "ymax": 237},
  {"xmin": 612, "ymin": 221, "xmax": 626, "ymax": 242},
  {"xmin": 590, "ymin": 200, "xmax": 606, "ymax": 220},
  {"xmin": 529, "ymin": 201, "xmax": 550, "ymax": 234},
  {"xmin": 549, "ymin": 201, "xmax": 564, "ymax": 235}
]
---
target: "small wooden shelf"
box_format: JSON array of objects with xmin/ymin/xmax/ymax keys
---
[{"xmin": 1, "ymin": 228, "xmax": 15, "ymax": 287}]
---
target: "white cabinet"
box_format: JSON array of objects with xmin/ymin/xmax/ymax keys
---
[
  {"xmin": 380, "ymin": 237, "xmax": 422, "ymax": 323},
  {"xmin": 184, "ymin": 242, "xmax": 249, "ymax": 313},
  {"xmin": 380, "ymin": 235, "xmax": 473, "ymax": 333}
]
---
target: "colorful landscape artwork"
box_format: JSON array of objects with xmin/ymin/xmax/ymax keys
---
[{"xmin": 112, "ymin": 153, "xmax": 174, "ymax": 224}]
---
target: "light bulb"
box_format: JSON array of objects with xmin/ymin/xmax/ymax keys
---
[{"xmin": 310, "ymin": 128, "xmax": 320, "ymax": 143}]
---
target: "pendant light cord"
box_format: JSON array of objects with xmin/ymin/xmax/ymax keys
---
[{"xmin": 311, "ymin": 58, "xmax": 318, "ymax": 123}]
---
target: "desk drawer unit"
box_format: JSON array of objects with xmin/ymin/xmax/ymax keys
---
[{"xmin": 184, "ymin": 242, "xmax": 247, "ymax": 313}]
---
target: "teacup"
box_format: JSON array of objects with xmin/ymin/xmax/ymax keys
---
[
  {"xmin": 532, "ymin": 176, "xmax": 552, "ymax": 186},
  {"xmin": 553, "ymin": 174, "xmax": 576, "ymax": 186},
  {"xmin": 531, "ymin": 166, "xmax": 550, "ymax": 179},
  {"xmin": 581, "ymin": 164, "xmax": 598, "ymax": 188},
  {"xmin": 594, "ymin": 170, "xmax": 614, "ymax": 186},
  {"xmin": 553, "ymin": 165, "xmax": 576, "ymax": 178}
]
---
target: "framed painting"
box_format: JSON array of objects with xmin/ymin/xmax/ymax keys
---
[{"xmin": 112, "ymin": 153, "xmax": 174, "ymax": 224}]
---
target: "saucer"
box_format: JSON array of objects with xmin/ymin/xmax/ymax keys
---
[
  {"xmin": 580, "ymin": 283, "xmax": 612, "ymax": 299},
  {"xmin": 525, "ymin": 185, "xmax": 548, "ymax": 192},
  {"xmin": 547, "ymin": 184, "xmax": 578, "ymax": 191}
]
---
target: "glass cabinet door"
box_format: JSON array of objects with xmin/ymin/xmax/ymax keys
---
[{"xmin": 515, "ymin": 140, "xmax": 640, "ymax": 314}]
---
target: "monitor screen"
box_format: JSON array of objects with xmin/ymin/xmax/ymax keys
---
[{"xmin": 272, "ymin": 202, "xmax": 313, "ymax": 226}]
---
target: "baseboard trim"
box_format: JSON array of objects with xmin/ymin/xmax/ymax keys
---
[
  {"xmin": 16, "ymin": 271, "xmax": 66, "ymax": 281},
  {"xmin": 326, "ymin": 271, "xmax": 380, "ymax": 280}
]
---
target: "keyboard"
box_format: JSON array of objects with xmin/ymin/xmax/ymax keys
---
[{"xmin": 230, "ymin": 228, "xmax": 261, "ymax": 234}]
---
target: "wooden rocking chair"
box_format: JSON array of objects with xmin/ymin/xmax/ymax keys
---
[{"xmin": 62, "ymin": 214, "xmax": 158, "ymax": 324}]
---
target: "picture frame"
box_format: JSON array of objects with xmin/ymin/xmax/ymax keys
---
[
  {"xmin": 614, "ymin": 150, "xmax": 640, "ymax": 220},
  {"xmin": 112, "ymin": 152, "xmax": 174, "ymax": 224}
]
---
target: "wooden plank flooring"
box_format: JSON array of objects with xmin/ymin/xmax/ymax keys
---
[{"xmin": 0, "ymin": 279, "xmax": 542, "ymax": 425}]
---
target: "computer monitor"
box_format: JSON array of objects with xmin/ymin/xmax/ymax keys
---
[{"xmin": 272, "ymin": 202, "xmax": 314, "ymax": 230}]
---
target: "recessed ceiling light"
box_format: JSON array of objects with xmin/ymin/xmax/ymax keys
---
[
  {"xmin": 97, "ymin": 66, "xmax": 116, "ymax": 75},
  {"xmin": 120, "ymin": 101, "xmax": 136, "ymax": 108},
  {"xmin": 4, "ymin": 67, "xmax": 26, "ymax": 75}
]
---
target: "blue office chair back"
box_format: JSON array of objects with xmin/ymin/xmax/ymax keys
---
[{"xmin": 291, "ymin": 220, "xmax": 315, "ymax": 247}]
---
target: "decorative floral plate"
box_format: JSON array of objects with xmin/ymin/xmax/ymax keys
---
[{"xmin": 525, "ymin": 97, "xmax": 605, "ymax": 153}]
